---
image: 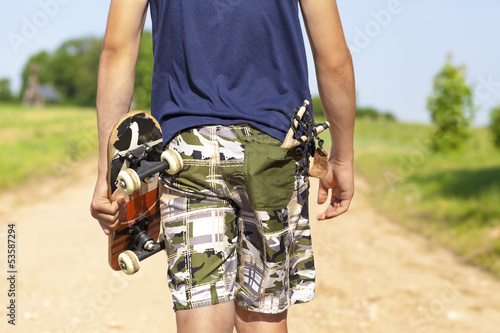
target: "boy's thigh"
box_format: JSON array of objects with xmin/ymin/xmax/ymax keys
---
[{"xmin": 160, "ymin": 184, "xmax": 239, "ymax": 311}]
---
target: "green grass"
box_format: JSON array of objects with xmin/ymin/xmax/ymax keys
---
[
  {"xmin": 350, "ymin": 118, "xmax": 500, "ymax": 277},
  {"xmin": 0, "ymin": 103, "xmax": 98, "ymax": 188}
]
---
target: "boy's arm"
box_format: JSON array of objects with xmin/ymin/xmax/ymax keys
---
[
  {"xmin": 90, "ymin": 0, "xmax": 150, "ymax": 235},
  {"xmin": 300, "ymin": 0, "xmax": 356, "ymax": 220}
]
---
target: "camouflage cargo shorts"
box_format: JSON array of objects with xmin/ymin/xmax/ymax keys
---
[{"xmin": 159, "ymin": 124, "xmax": 315, "ymax": 313}]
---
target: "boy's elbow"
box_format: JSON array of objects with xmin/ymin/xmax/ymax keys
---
[
  {"xmin": 315, "ymin": 46, "xmax": 353, "ymax": 75},
  {"xmin": 101, "ymin": 33, "xmax": 141, "ymax": 58},
  {"xmin": 101, "ymin": 40, "xmax": 127, "ymax": 57},
  {"xmin": 99, "ymin": 41, "xmax": 137, "ymax": 66}
]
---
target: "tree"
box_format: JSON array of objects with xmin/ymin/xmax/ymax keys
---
[
  {"xmin": 356, "ymin": 106, "xmax": 396, "ymax": 121},
  {"xmin": 490, "ymin": 106, "xmax": 500, "ymax": 149},
  {"xmin": 19, "ymin": 33, "xmax": 154, "ymax": 108},
  {"xmin": 427, "ymin": 56, "xmax": 475, "ymax": 152},
  {"xmin": 0, "ymin": 78, "xmax": 14, "ymax": 102},
  {"xmin": 133, "ymin": 32, "xmax": 154, "ymax": 109}
]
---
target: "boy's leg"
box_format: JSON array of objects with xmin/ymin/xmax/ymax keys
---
[
  {"xmin": 176, "ymin": 301, "xmax": 236, "ymax": 333},
  {"xmin": 175, "ymin": 301, "xmax": 287, "ymax": 333},
  {"xmin": 235, "ymin": 304, "xmax": 288, "ymax": 333}
]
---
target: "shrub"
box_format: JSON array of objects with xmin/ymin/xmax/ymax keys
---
[
  {"xmin": 490, "ymin": 106, "xmax": 500, "ymax": 149},
  {"xmin": 427, "ymin": 56, "xmax": 475, "ymax": 152}
]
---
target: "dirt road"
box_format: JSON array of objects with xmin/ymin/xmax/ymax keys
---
[{"xmin": 1, "ymin": 156, "xmax": 500, "ymax": 332}]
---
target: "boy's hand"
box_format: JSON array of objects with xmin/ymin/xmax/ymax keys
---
[
  {"xmin": 316, "ymin": 160, "xmax": 354, "ymax": 220},
  {"xmin": 90, "ymin": 177, "xmax": 128, "ymax": 235}
]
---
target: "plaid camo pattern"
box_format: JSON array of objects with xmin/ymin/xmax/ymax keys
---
[{"xmin": 159, "ymin": 125, "xmax": 315, "ymax": 313}]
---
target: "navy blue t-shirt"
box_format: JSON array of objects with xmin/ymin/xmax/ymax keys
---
[{"xmin": 149, "ymin": 0, "xmax": 311, "ymax": 145}]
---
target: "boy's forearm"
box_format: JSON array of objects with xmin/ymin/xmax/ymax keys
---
[
  {"xmin": 316, "ymin": 55, "xmax": 356, "ymax": 164},
  {"xmin": 95, "ymin": 48, "xmax": 138, "ymax": 179},
  {"xmin": 299, "ymin": 0, "xmax": 355, "ymax": 164}
]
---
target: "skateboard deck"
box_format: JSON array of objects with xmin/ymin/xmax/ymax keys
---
[{"xmin": 107, "ymin": 111, "xmax": 182, "ymax": 274}]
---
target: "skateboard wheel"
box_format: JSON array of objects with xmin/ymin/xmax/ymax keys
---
[
  {"xmin": 117, "ymin": 169, "xmax": 141, "ymax": 195},
  {"xmin": 118, "ymin": 250, "xmax": 140, "ymax": 275},
  {"xmin": 161, "ymin": 149, "xmax": 183, "ymax": 175}
]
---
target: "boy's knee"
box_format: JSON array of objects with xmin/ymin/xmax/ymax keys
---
[
  {"xmin": 235, "ymin": 305, "xmax": 288, "ymax": 333},
  {"xmin": 176, "ymin": 301, "xmax": 236, "ymax": 333}
]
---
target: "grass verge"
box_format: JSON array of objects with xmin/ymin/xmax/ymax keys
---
[
  {"xmin": 0, "ymin": 104, "xmax": 98, "ymax": 189},
  {"xmin": 352, "ymin": 118, "xmax": 500, "ymax": 277}
]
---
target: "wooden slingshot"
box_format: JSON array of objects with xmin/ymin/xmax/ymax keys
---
[{"xmin": 281, "ymin": 100, "xmax": 330, "ymax": 178}]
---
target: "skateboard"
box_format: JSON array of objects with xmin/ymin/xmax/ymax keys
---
[{"xmin": 107, "ymin": 111, "xmax": 183, "ymax": 275}]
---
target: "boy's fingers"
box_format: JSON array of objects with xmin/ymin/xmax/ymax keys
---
[
  {"xmin": 317, "ymin": 182, "xmax": 329, "ymax": 205},
  {"xmin": 91, "ymin": 195, "xmax": 128, "ymax": 235},
  {"xmin": 317, "ymin": 193, "xmax": 352, "ymax": 220}
]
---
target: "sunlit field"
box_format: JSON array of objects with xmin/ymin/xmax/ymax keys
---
[
  {"xmin": 0, "ymin": 104, "xmax": 98, "ymax": 188},
  {"xmin": 353, "ymin": 118, "xmax": 500, "ymax": 277}
]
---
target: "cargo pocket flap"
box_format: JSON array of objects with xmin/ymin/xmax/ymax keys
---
[
  {"xmin": 267, "ymin": 147, "xmax": 290, "ymax": 161},
  {"xmin": 244, "ymin": 143, "xmax": 296, "ymax": 211}
]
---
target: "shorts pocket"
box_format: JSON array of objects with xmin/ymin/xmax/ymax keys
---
[{"xmin": 244, "ymin": 142, "xmax": 296, "ymax": 211}]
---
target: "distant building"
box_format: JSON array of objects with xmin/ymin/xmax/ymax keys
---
[
  {"xmin": 22, "ymin": 66, "xmax": 62, "ymax": 107},
  {"xmin": 39, "ymin": 85, "xmax": 61, "ymax": 103}
]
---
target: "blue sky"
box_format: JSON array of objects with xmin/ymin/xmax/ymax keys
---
[{"xmin": 1, "ymin": 0, "xmax": 499, "ymax": 125}]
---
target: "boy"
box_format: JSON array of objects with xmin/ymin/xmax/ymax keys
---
[{"xmin": 91, "ymin": 0, "xmax": 355, "ymax": 331}]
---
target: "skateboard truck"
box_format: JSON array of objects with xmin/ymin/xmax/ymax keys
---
[
  {"xmin": 118, "ymin": 218, "xmax": 166, "ymax": 275},
  {"xmin": 116, "ymin": 144, "xmax": 183, "ymax": 195}
]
